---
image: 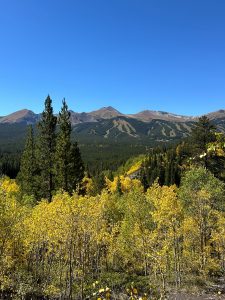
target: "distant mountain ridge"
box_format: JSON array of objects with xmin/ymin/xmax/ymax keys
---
[
  {"xmin": 0, "ymin": 106, "xmax": 220, "ymax": 125},
  {"xmin": 1, "ymin": 106, "xmax": 225, "ymax": 145}
]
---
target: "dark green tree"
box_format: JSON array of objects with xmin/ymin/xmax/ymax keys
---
[
  {"xmin": 191, "ymin": 116, "xmax": 216, "ymax": 154},
  {"xmin": 17, "ymin": 125, "xmax": 38, "ymax": 198},
  {"xmin": 36, "ymin": 96, "xmax": 57, "ymax": 202},
  {"xmin": 140, "ymin": 167, "xmax": 149, "ymax": 192},
  {"xmin": 68, "ymin": 142, "xmax": 85, "ymax": 193},
  {"xmin": 92, "ymin": 171, "xmax": 106, "ymax": 195},
  {"xmin": 164, "ymin": 149, "xmax": 179, "ymax": 186},
  {"xmin": 54, "ymin": 99, "xmax": 84, "ymax": 194},
  {"xmin": 54, "ymin": 99, "xmax": 72, "ymax": 192},
  {"xmin": 190, "ymin": 116, "xmax": 216, "ymax": 168}
]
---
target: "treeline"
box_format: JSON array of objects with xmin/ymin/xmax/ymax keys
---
[
  {"xmin": 0, "ymin": 166, "xmax": 225, "ymax": 299},
  {"xmin": 0, "ymin": 125, "xmax": 150, "ymax": 180},
  {"xmin": 4, "ymin": 112, "xmax": 225, "ymax": 200},
  {"xmin": 140, "ymin": 116, "xmax": 225, "ymax": 189},
  {"xmin": 17, "ymin": 96, "xmax": 84, "ymax": 202}
]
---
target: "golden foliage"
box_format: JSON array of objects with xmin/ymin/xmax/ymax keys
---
[{"xmin": 0, "ymin": 171, "xmax": 224, "ymax": 298}]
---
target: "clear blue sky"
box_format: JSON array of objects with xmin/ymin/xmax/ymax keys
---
[{"xmin": 0, "ymin": 0, "xmax": 225, "ymax": 116}]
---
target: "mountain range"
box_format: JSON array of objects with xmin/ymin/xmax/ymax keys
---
[
  {"xmin": 0, "ymin": 106, "xmax": 197, "ymax": 125},
  {"xmin": 1, "ymin": 107, "xmax": 225, "ymax": 145}
]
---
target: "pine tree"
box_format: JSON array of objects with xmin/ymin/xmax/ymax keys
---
[
  {"xmin": 17, "ymin": 125, "xmax": 37, "ymax": 198},
  {"xmin": 54, "ymin": 99, "xmax": 84, "ymax": 194},
  {"xmin": 140, "ymin": 167, "xmax": 149, "ymax": 191},
  {"xmin": 191, "ymin": 116, "xmax": 216, "ymax": 153},
  {"xmin": 54, "ymin": 99, "xmax": 72, "ymax": 192},
  {"xmin": 36, "ymin": 95, "xmax": 57, "ymax": 202},
  {"xmin": 68, "ymin": 142, "xmax": 84, "ymax": 193},
  {"xmin": 190, "ymin": 116, "xmax": 216, "ymax": 168}
]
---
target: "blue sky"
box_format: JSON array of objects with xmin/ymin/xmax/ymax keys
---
[{"xmin": 0, "ymin": 0, "xmax": 225, "ymax": 116}]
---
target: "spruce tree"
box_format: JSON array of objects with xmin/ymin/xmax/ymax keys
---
[
  {"xmin": 140, "ymin": 168, "xmax": 148, "ymax": 191},
  {"xmin": 55, "ymin": 99, "xmax": 84, "ymax": 194},
  {"xmin": 190, "ymin": 116, "xmax": 216, "ymax": 168},
  {"xmin": 68, "ymin": 142, "xmax": 84, "ymax": 193},
  {"xmin": 17, "ymin": 125, "xmax": 37, "ymax": 198},
  {"xmin": 37, "ymin": 95, "xmax": 57, "ymax": 202},
  {"xmin": 55, "ymin": 99, "xmax": 72, "ymax": 192},
  {"xmin": 191, "ymin": 116, "xmax": 216, "ymax": 153}
]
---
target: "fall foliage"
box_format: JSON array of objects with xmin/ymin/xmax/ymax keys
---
[{"xmin": 0, "ymin": 166, "xmax": 225, "ymax": 299}]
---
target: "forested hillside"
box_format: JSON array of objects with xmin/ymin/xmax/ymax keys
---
[{"xmin": 2, "ymin": 106, "xmax": 225, "ymax": 178}]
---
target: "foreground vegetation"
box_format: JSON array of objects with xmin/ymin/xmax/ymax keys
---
[{"xmin": 0, "ymin": 165, "xmax": 225, "ymax": 299}]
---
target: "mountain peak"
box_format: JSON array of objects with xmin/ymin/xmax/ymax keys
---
[
  {"xmin": 104, "ymin": 106, "xmax": 117, "ymax": 110},
  {"xmin": 129, "ymin": 109, "xmax": 193, "ymax": 122},
  {"xmin": 206, "ymin": 109, "xmax": 225, "ymax": 120},
  {"xmin": 0, "ymin": 109, "xmax": 39, "ymax": 125},
  {"xmin": 89, "ymin": 106, "xmax": 122, "ymax": 119}
]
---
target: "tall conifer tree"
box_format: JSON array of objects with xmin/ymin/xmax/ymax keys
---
[
  {"xmin": 55, "ymin": 99, "xmax": 72, "ymax": 192},
  {"xmin": 17, "ymin": 125, "xmax": 37, "ymax": 198},
  {"xmin": 37, "ymin": 95, "xmax": 57, "ymax": 202},
  {"xmin": 191, "ymin": 116, "xmax": 216, "ymax": 153},
  {"xmin": 69, "ymin": 142, "xmax": 84, "ymax": 193},
  {"xmin": 55, "ymin": 99, "xmax": 84, "ymax": 194},
  {"xmin": 191, "ymin": 116, "xmax": 216, "ymax": 168}
]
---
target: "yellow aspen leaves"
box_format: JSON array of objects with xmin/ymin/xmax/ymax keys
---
[{"xmin": 0, "ymin": 169, "xmax": 225, "ymax": 298}]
